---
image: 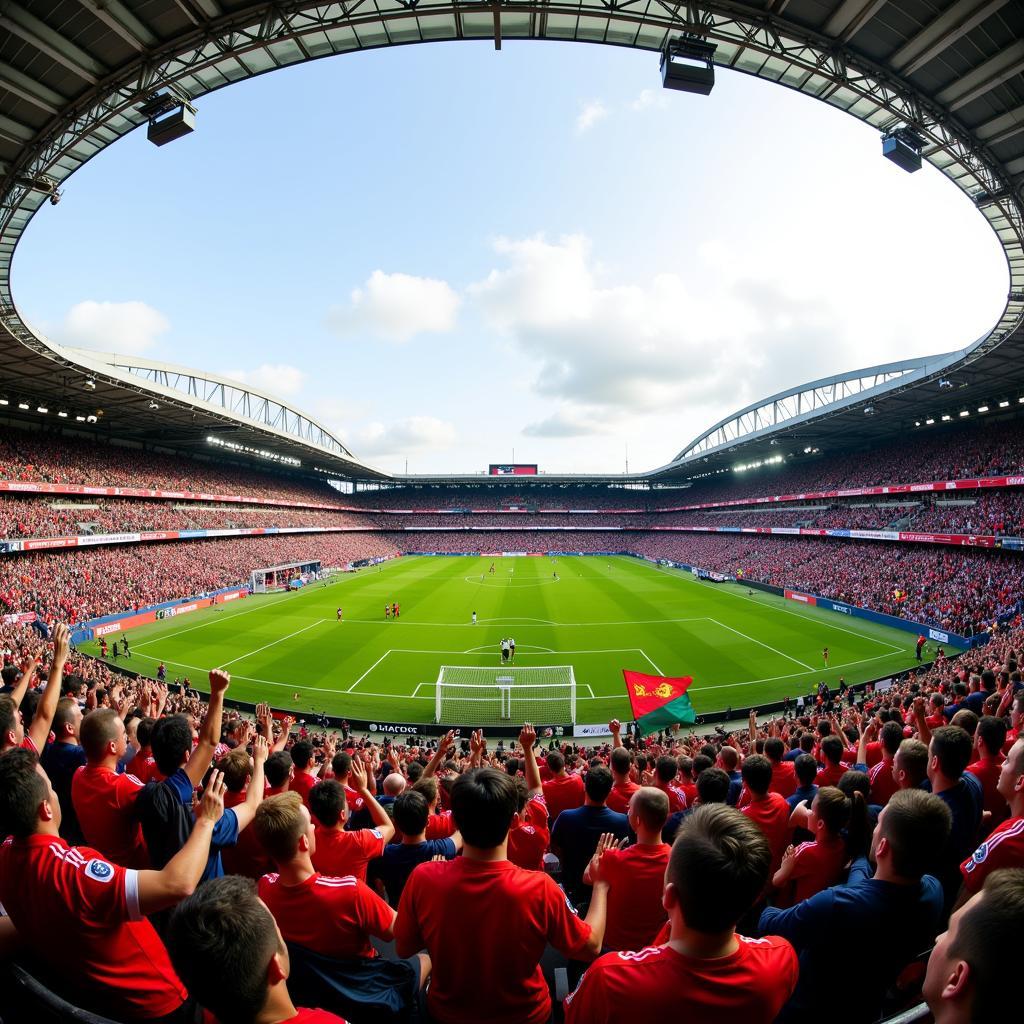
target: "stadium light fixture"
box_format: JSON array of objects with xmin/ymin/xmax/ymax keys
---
[
  {"xmin": 881, "ymin": 126, "xmax": 926, "ymax": 173},
  {"xmin": 661, "ymin": 36, "xmax": 717, "ymax": 95},
  {"xmin": 938, "ymin": 379, "xmax": 953, "ymax": 390},
  {"xmin": 75, "ymin": 415, "xmax": 86, "ymax": 422},
  {"xmin": 148, "ymin": 400, "xmax": 160, "ymax": 411},
  {"xmin": 942, "ymin": 414, "xmax": 952, "ymax": 421},
  {"xmin": 57, "ymin": 411, "xmax": 68, "ymax": 418},
  {"xmin": 139, "ymin": 86, "xmax": 197, "ymax": 147},
  {"xmin": 83, "ymin": 378, "xmax": 96, "ymax": 391},
  {"xmin": 999, "ymin": 400, "xmax": 1010, "ymax": 408},
  {"xmin": 36, "ymin": 406, "xmax": 48, "ymax": 414},
  {"xmin": 86, "ymin": 415, "xmax": 98, "ymax": 423},
  {"xmin": 978, "ymin": 405, "xmax": 989, "ymax": 413},
  {"xmin": 959, "ymin": 410, "xmax": 969, "ymax": 417},
  {"xmin": 925, "ymin": 418, "xmax": 935, "ymax": 425},
  {"xmin": 0, "ymin": 398, "xmax": 7, "ymax": 406},
  {"xmin": 17, "ymin": 401, "xmax": 29, "ymax": 410},
  {"xmin": 914, "ymin": 421, "xmax": 921, "ymax": 427}
]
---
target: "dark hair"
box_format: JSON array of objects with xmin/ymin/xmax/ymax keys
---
[
  {"xmin": 166, "ymin": 876, "xmax": 278, "ymax": 1024},
  {"xmin": 976, "ymin": 716, "xmax": 1007, "ymax": 757},
  {"xmin": 151, "ymin": 714, "xmax": 195, "ymax": 775},
  {"xmin": 80, "ymin": 708, "xmax": 122, "ymax": 762},
  {"xmin": 820, "ymin": 735, "xmax": 844, "ymax": 766},
  {"xmin": 51, "ymin": 698, "xmax": 78, "ymax": 739},
  {"xmin": 584, "ymin": 765, "xmax": 613, "ymax": 803},
  {"xmin": 948, "ymin": 869, "xmax": 1024, "ymax": 1023},
  {"xmin": 546, "ymin": 751, "xmax": 564, "ymax": 773},
  {"xmin": 696, "ymin": 767, "xmax": 730, "ymax": 805},
  {"xmin": 677, "ymin": 755, "xmax": 694, "ymax": 779},
  {"xmin": 881, "ymin": 789, "xmax": 952, "ymax": 879},
  {"xmin": 0, "ymin": 694, "xmax": 19, "ymax": 743},
  {"xmin": 136, "ymin": 716, "xmax": 157, "ymax": 748},
  {"xmin": 264, "ymin": 751, "xmax": 293, "ymax": 788},
  {"xmin": 794, "ymin": 753, "xmax": 818, "ymax": 786},
  {"xmin": 879, "ymin": 721, "xmax": 904, "ymax": 756},
  {"xmin": 450, "ymin": 768, "xmax": 517, "ymax": 848},
  {"xmin": 740, "ymin": 754, "xmax": 772, "ymax": 796},
  {"xmin": 692, "ymin": 754, "xmax": 713, "ymax": 775},
  {"xmin": 290, "ymin": 740, "xmax": 313, "ymax": 770},
  {"xmin": 331, "ymin": 750, "xmax": 352, "ymax": 778},
  {"xmin": 930, "ymin": 726, "xmax": 973, "ymax": 781},
  {"xmin": 0, "ymin": 748, "xmax": 47, "ymax": 838},
  {"xmin": 610, "ymin": 747, "xmax": 632, "ymax": 776},
  {"xmin": 393, "ymin": 789, "xmax": 429, "ymax": 836},
  {"xmin": 218, "ymin": 749, "xmax": 252, "ymax": 793},
  {"xmin": 655, "ymin": 756, "xmax": 678, "ymax": 784},
  {"xmin": 896, "ymin": 738, "xmax": 929, "ymax": 787},
  {"xmin": 669, "ymin": 804, "xmax": 771, "ymax": 932},
  {"xmin": 764, "ymin": 738, "xmax": 785, "ymax": 763},
  {"xmin": 799, "ymin": 733, "xmax": 815, "ymax": 753},
  {"xmin": 309, "ymin": 779, "xmax": 346, "ymax": 827}
]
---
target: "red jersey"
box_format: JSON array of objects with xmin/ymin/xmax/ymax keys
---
[
  {"xmin": 126, "ymin": 751, "xmax": 159, "ymax": 785},
  {"xmin": 292, "ymin": 1010, "xmax": 348, "ymax": 1024},
  {"xmin": 601, "ymin": 843, "xmax": 670, "ymax": 951},
  {"xmin": 678, "ymin": 780, "xmax": 698, "ymax": 806},
  {"xmin": 290, "ymin": 770, "xmax": 319, "ymax": 807},
  {"xmin": 960, "ymin": 816, "xmax": 1024, "ymax": 894},
  {"xmin": 0, "ymin": 835, "xmax": 186, "ymax": 1019},
  {"xmin": 71, "ymin": 765, "xmax": 148, "ymax": 868},
  {"xmin": 542, "ymin": 773, "xmax": 585, "ymax": 822},
  {"xmin": 508, "ymin": 795, "xmax": 550, "ymax": 871},
  {"xmin": 564, "ymin": 935, "xmax": 799, "ymax": 1024},
  {"xmin": 775, "ymin": 836, "xmax": 847, "ymax": 908},
  {"xmin": 741, "ymin": 793, "xmax": 792, "ymax": 873},
  {"xmin": 258, "ymin": 871, "xmax": 393, "ymax": 960},
  {"xmin": 221, "ymin": 790, "xmax": 272, "ymax": 879},
  {"xmin": 343, "ymin": 785, "xmax": 365, "ymax": 815},
  {"xmin": 814, "ymin": 762, "xmax": 846, "ymax": 788},
  {"xmin": 312, "ymin": 825, "xmax": 387, "ymax": 883},
  {"xmin": 654, "ymin": 780, "xmax": 687, "ymax": 814},
  {"xmin": 426, "ymin": 809, "xmax": 456, "ymax": 839},
  {"xmin": 868, "ymin": 758, "xmax": 898, "ymax": 807},
  {"xmin": 861, "ymin": 741, "xmax": 884, "ymax": 769},
  {"xmin": 966, "ymin": 756, "xmax": 1006, "ymax": 818},
  {"xmin": 395, "ymin": 857, "xmax": 593, "ymax": 1024},
  {"xmin": 606, "ymin": 780, "xmax": 640, "ymax": 815},
  {"xmin": 769, "ymin": 761, "xmax": 798, "ymax": 799}
]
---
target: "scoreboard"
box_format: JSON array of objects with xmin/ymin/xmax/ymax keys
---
[{"xmin": 489, "ymin": 464, "xmax": 538, "ymax": 476}]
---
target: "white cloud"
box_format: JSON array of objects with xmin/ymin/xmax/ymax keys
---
[
  {"xmin": 630, "ymin": 89, "xmax": 668, "ymax": 112},
  {"xmin": 353, "ymin": 416, "xmax": 457, "ymax": 457},
  {"xmin": 224, "ymin": 363, "xmax": 306, "ymax": 398},
  {"xmin": 575, "ymin": 100, "xmax": 608, "ymax": 134},
  {"xmin": 327, "ymin": 270, "xmax": 460, "ymax": 342},
  {"xmin": 55, "ymin": 300, "xmax": 169, "ymax": 355},
  {"xmin": 522, "ymin": 408, "xmax": 611, "ymax": 438}
]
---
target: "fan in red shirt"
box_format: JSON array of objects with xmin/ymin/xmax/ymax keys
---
[
  {"xmin": 740, "ymin": 755, "xmax": 793, "ymax": 874},
  {"xmin": 965, "ymin": 717, "xmax": 1008, "ymax": 820},
  {"xmin": 255, "ymin": 791, "xmax": 404, "ymax": 965},
  {"xmin": 329, "ymin": 751, "xmax": 366, "ymax": 817},
  {"xmin": 653, "ymin": 755, "xmax": 688, "ymax": 812},
  {"xmin": 166, "ymin": 875, "xmax": 348, "ymax": 1024},
  {"xmin": 764, "ymin": 739, "xmax": 798, "ymax": 799},
  {"xmin": 564, "ymin": 803, "xmax": 798, "ymax": 1024},
  {"xmin": 507, "ymin": 723, "xmax": 551, "ymax": 871},
  {"xmin": 541, "ymin": 750, "xmax": 585, "ymax": 823},
  {"xmin": 395, "ymin": 762, "xmax": 611, "ymax": 1024},
  {"xmin": 218, "ymin": 747, "xmax": 275, "ymax": 879},
  {"xmin": 309, "ymin": 763, "xmax": 393, "ymax": 881},
  {"xmin": 0, "ymin": 624, "xmax": 69, "ymax": 759},
  {"xmin": 772, "ymin": 787, "xmax": 862, "ymax": 908},
  {"xmin": 864, "ymin": 722, "xmax": 905, "ymax": 807},
  {"xmin": 72, "ymin": 708, "xmax": 149, "ymax": 868},
  {"xmin": 675, "ymin": 756, "xmax": 699, "ymax": 806},
  {"xmin": 606, "ymin": 734, "xmax": 639, "ymax": 815},
  {"xmin": 959, "ymin": 737, "xmax": 1024, "ymax": 897},
  {"xmin": 287, "ymin": 741, "xmax": 321, "ymax": 807},
  {"xmin": 126, "ymin": 718, "xmax": 161, "ymax": 784},
  {"xmin": 814, "ymin": 735, "xmax": 848, "ymax": 789},
  {"xmin": 584, "ymin": 787, "xmax": 670, "ymax": 950},
  {"xmin": 0, "ymin": 748, "xmax": 227, "ymax": 1022}
]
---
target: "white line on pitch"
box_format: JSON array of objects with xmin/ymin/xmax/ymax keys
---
[
  {"xmin": 707, "ymin": 618, "xmax": 814, "ymax": 671},
  {"xmin": 217, "ymin": 619, "xmax": 327, "ymax": 669},
  {"xmin": 638, "ymin": 650, "xmax": 665, "ymax": 675},
  {"xmin": 345, "ymin": 650, "xmax": 394, "ymax": 693}
]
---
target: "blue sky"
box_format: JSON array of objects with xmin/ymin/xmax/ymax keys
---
[{"xmin": 14, "ymin": 40, "xmax": 1007, "ymax": 475}]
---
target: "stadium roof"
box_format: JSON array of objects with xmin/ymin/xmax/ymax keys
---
[{"xmin": 0, "ymin": 0, "xmax": 1022, "ymax": 483}]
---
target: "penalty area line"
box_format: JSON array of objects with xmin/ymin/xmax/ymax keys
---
[{"xmin": 217, "ymin": 619, "xmax": 328, "ymax": 669}]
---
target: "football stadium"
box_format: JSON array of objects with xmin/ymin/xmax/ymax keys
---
[{"xmin": 1, "ymin": 2, "xmax": 1023, "ymax": 1023}]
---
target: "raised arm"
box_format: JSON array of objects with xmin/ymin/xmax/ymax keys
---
[
  {"xmin": 232, "ymin": 736, "xmax": 269, "ymax": 833},
  {"xmin": 911, "ymin": 696, "xmax": 933, "ymax": 747},
  {"xmin": 519, "ymin": 723, "xmax": 542, "ymax": 797},
  {"xmin": 8, "ymin": 648, "xmax": 40, "ymax": 709},
  {"xmin": 27, "ymin": 624, "xmax": 69, "ymax": 754},
  {"xmin": 185, "ymin": 669, "xmax": 229, "ymax": 788},
  {"xmin": 136, "ymin": 771, "xmax": 226, "ymax": 915},
  {"xmin": 422, "ymin": 730, "xmax": 455, "ymax": 778},
  {"xmin": 608, "ymin": 719, "xmax": 623, "ymax": 750},
  {"xmin": 348, "ymin": 757, "xmax": 395, "ymax": 844}
]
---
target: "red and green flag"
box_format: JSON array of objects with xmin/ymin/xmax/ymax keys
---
[{"xmin": 623, "ymin": 670, "xmax": 696, "ymax": 735}]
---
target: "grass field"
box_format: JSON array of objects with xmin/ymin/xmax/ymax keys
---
[{"xmin": 80, "ymin": 555, "xmax": 946, "ymax": 727}]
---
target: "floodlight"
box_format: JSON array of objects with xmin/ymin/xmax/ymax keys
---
[
  {"xmin": 83, "ymin": 378, "xmax": 96, "ymax": 391},
  {"xmin": 86, "ymin": 415, "xmax": 98, "ymax": 423},
  {"xmin": 36, "ymin": 406, "xmax": 48, "ymax": 414},
  {"xmin": 938, "ymin": 379, "xmax": 953, "ymax": 389},
  {"xmin": 999, "ymin": 400, "xmax": 1010, "ymax": 408},
  {"xmin": 148, "ymin": 400, "xmax": 160, "ymax": 411},
  {"xmin": 0, "ymin": 398, "xmax": 7, "ymax": 406},
  {"xmin": 959, "ymin": 410, "xmax": 969, "ymax": 417},
  {"xmin": 942, "ymin": 414, "xmax": 952, "ymax": 421},
  {"xmin": 863, "ymin": 405, "xmax": 874, "ymax": 415},
  {"xmin": 57, "ymin": 411, "xmax": 68, "ymax": 418},
  {"xmin": 75, "ymin": 415, "xmax": 86, "ymax": 422},
  {"xmin": 925, "ymin": 418, "xmax": 935, "ymax": 424},
  {"xmin": 978, "ymin": 405, "xmax": 989, "ymax": 413},
  {"xmin": 17, "ymin": 401, "xmax": 28, "ymax": 410},
  {"xmin": 661, "ymin": 36, "xmax": 717, "ymax": 95},
  {"xmin": 139, "ymin": 87, "xmax": 196, "ymax": 147},
  {"xmin": 881, "ymin": 126, "xmax": 925, "ymax": 173}
]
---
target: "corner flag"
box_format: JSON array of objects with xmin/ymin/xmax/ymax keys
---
[{"xmin": 623, "ymin": 670, "xmax": 696, "ymax": 735}]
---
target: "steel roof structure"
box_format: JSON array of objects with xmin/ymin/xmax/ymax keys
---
[{"xmin": 0, "ymin": 0, "xmax": 1022, "ymax": 484}]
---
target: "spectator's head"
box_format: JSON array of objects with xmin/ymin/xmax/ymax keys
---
[
  {"xmin": 894, "ymin": 738, "xmax": 929, "ymax": 790},
  {"xmin": 609, "ymin": 747, "xmax": 631, "ymax": 781},
  {"xmin": 135, "ymin": 716, "xmax": 156, "ymax": 750},
  {"xmin": 546, "ymin": 750, "xmax": 565, "ymax": 774},
  {"xmin": 820, "ymin": 735, "xmax": 844, "ymax": 767},
  {"xmin": 584, "ymin": 764, "xmax": 613, "ymax": 804},
  {"xmin": 393, "ymin": 789, "xmax": 429, "ymax": 838},
  {"xmin": 923, "ymin": 868, "xmax": 1024, "ymax": 1024},
  {"xmin": 264, "ymin": 751, "xmax": 294, "ymax": 789},
  {"xmin": 764, "ymin": 737, "xmax": 785, "ymax": 764},
  {"xmin": 407, "ymin": 761, "xmax": 424, "ymax": 784},
  {"xmin": 696, "ymin": 767, "xmax": 731, "ymax": 805},
  {"xmin": 717, "ymin": 747, "xmax": 739, "ymax": 772},
  {"xmin": 655, "ymin": 755, "xmax": 678, "ymax": 785},
  {"xmin": 289, "ymin": 740, "xmax": 312, "ymax": 771},
  {"xmin": 218, "ymin": 748, "xmax": 253, "ymax": 794},
  {"xmin": 794, "ymin": 753, "xmax": 818, "ymax": 787},
  {"xmin": 628, "ymin": 786, "xmax": 669, "ymax": 837},
  {"xmin": 383, "ymin": 772, "xmax": 407, "ymax": 796},
  {"xmin": 811, "ymin": 785, "xmax": 853, "ymax": 840},
  {"xmin": 450, "ymin": 768, "xmax": 517, "ymax": 849},
  {"xmin": 929, "ymin": 726, "xmax": 973, "ymax": 786},
  {"xmin": 975, "ymin": 716, "xmax": 1006, "ymax": 758},
  {"xmin": 677, "ymin": 755, "xmax": 694, "ymax": 781},
  {"xmin": 666, "ymin": 804, "xmax": 770, "ymax": 935},
  {"xmin": 308, "ymin": 779, "xmax": 347, "ymax": 828},
  {"xmin": 692, "ymin": 753, "xmax": 713, "ymax": 775},
  {"xmin": 950, "ymin": 710, "xmax": 978, "ymax": 736},
  {"xmin": 996, "ymin": 738, "xmax": 1024, "ymax": 810},
  {"xmin": 799, "ymin": 733, "xmax": 816, "ymax": 753},
  {"xmin": 254, "ymin": 792, "xmax": 312, "ymax": 865},
  {"xmin": 80, "ymin": 708, "xmax": 127, "ymax": 764},
  {"xmin": 51, "ymin": 697, "xmax": 82, "ymax": 744},
  {"xmin": 411, "ymin": 775, "xmax": 439, "ymax": 810},
  {"xmin": 880, "ymin": 721, "xmax": 904, "ymax": 757},
  {"xmin": 150, "ymin": 713, "xmax": 196, "ymax": 776},
  {"xmin": 871, "ymin": 789, "xmax": 951, "ymax": 881},
  {"xmin": 0, "ymin": 748, "xmax": 57, "ymax": 837},
  {"xmin": 740, "ymin": 754, "xmax": 772, "ymax": 797},
  {"xmin": 166, "ymin": 875, "xmax": 295, "ymax": 1024}
]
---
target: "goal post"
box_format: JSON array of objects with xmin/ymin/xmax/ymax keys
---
[{"xmin": 434, "ymin": 665, "xmax": 577, "ymax": 726}]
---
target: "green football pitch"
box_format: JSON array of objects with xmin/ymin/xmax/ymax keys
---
[{"xmin": 80, "ymin": 555, "xmax": 944, "ymax": 727}]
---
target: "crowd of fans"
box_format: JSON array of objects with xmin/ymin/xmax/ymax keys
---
[{"xmin": 1, "ymin": 615, "xmax": 1022, "ymax": 1023}]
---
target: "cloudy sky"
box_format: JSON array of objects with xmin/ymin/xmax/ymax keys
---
[{"xmin": 14, "ymin": 41, "xmax": 1007, "ymax": 475}]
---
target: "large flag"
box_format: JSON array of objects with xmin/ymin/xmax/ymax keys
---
[{"xmin": 623, "ymin": 670, "xmax": 696, "ymax": 735}]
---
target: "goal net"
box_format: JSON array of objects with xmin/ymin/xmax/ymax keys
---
[{"xmin": 435, "ymin": 665, "xmax": 577, "ymax": 726}]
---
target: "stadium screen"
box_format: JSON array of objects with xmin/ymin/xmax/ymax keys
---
[{"xmin": 488, "ymin": 464, "xmax": 539, "ymax": 476}]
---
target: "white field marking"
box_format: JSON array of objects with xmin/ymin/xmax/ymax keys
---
[
  {"xmin": 217, "ymin": 620, "xmax": 328, "ymax": 669},
  {"xmin": 477, "ymin": 617, "xmax": 558, "ymax": 625},
  {"xmin": 706, "ymin": 618, "xmax": 814, "ymax": 672},
  {"xmin": 345, "ymin": 650, "xmax": 395, "ymax": 693},
  {"xmin": 463, "ymin": 576, "xmax": 559, "ymax": 588},
  {"xmin": 413, "ymin": 679, "xmax": 595, "ymax": 698},
  {"xmin": 462, "ymin": 644, "xmax": 556, "ymax": 654},
  {"xmin": 333, "ymin": 616, "xmax": 706, "ymax": 628},
  {"xmin": 643, "ymin": 561, "xmax": 903, "ymax": 652},
  {"xmin": 638, "ymin": 650, "xmax": 665, "ymax": 675}
]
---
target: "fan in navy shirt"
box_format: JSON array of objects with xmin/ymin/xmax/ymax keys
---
[
  {"xmin": 662, "ymin": 767, "xmax": 730, "ymax": 844},
  {"xmin": 759, "ymin": 789, "xmax": 952, "ymax": 1024},
  {"xmin": 39, "ymin": 697, "xmax": 87, "ymax": 845}
]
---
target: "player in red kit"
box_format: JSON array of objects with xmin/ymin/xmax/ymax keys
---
[{"xmin": 565, "ymin": 804, "xmax": 798, "ymax": 1024}]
